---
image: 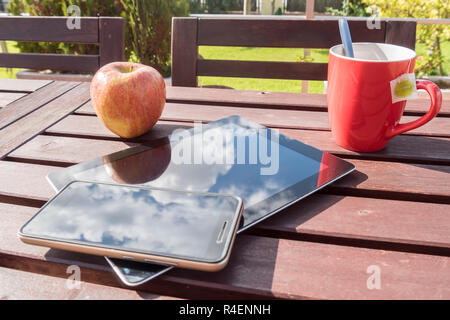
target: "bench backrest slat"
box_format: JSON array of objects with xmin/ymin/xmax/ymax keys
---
[
  {"xmin": 0, "ymin": 16, "xmax": 99, "ymax": 43},
  {"xmin": 171, "ymin": 17, "xmax": 417, "ymax": 87},
  {"xmin": 0, "ymin": 16, "xmax": 124, "ymax": 73},
  {"xmin": 197, "ymin": 19, "xmax": 387, "ymax": 48},
  {"xmin": 0, "ymin": 53, "xmax": 99, "ymax": 72}
]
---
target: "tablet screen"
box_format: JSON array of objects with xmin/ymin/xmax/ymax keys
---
[{"xmin": 48, "ymin": 116, "xmax": 354, "ymax": 230}]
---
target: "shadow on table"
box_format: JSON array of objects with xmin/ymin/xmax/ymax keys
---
[
  {"xmin": 154, "ymin": 234, "xmax": 281, "ymax": 299},
  {"xmin": 148, "ymin": 169, "xmax": 368, "ymax": 299},
  {"xmin": 246, "ymin": 168, "xmax": 368, "ymax": 232},
  {"xmin": 372, "ymin": 135, "xmax": 450, "ymax": 174},
  {"xmin": 44, "ymin": 249, "xmax": 170, "ymax": 300},
  {"xmin": 42, "ymin": 162, "xmax": 367, "ymax": 298},
  {"xmin": 124, "ymin": 122, "xmax": 192, "ymax": 144},
  {"xmin": 42, "ymin": 166, "xmax": 367, "ymax": 299},
  {"xmin": 44, "ymin": 238, "xmax": 280, "ymax": 299},
  {"xmin": 400, "ymin": 135, "xmax": 450, "ymax": 175}
]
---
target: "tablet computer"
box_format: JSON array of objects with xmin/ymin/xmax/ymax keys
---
[{"xmin": 47, "ymin": 115, "xmax": 355, "ymax": 285}]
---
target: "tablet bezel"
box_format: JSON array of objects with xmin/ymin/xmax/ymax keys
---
[{"xmin": 47, "ymin": 115, "xmax": 355, "ymax": 231}]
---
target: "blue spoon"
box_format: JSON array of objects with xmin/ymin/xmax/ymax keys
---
[{"xmin": 338, "ymin": 18, "xmax": 354, "ymax": 58}]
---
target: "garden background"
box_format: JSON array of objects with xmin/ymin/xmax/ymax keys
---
[{"xmin": 0, "ymin": 0, "xmax": 448, "ymax": 93}]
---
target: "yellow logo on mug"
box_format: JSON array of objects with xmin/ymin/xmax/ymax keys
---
[{"xmin": 390, "ymin": 73, "xmax": 418, "ymax": 103}]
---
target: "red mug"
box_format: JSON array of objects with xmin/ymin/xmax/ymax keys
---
[{"xmin": 327, "ymin": 42, "xmax": 442, "ymax": 152}]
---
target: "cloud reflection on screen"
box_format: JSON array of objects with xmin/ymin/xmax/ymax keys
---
[
  {"xmin": 73, "ymin": 119, "xmax": 321, "ymax": 227},
  {"xmin": 23, "ymin": 183, "xmax": 238, "ymax": 260}
]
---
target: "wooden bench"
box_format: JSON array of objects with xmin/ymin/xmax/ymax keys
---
[
  {"xmin": 0, "ymin": 16, "xmax": 125, "ymax": 80},
  {"xmin": 171, "ymin": 17, "xmax": 417, "ymax": 87}
]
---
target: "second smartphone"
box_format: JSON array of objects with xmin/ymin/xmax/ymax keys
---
[{"xmin": 19, "ymin": 181, "xmax": 243, "ymax": 272}]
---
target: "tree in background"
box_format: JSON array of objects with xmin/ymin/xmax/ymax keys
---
[
  {"xmin": 8, "ymin": 0, "xmax": 189, "ymax": 76},
  {"xmin": 186, "ymin": 0, "xmax": 246, "ymax": 13},
  {"xmin": 120, "ymin": 0, "xmax": 189, "ymax": 76},
  {"xmin": 326, "ymin": 0, "xmax": 370, "ymax": 17},
  {"xmin": 363, "ymin": 0, "xmax": 449, "ymax": 76}
]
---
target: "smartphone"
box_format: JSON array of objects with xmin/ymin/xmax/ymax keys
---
[
  {"xmin": 105, "ymin": 257, "xmax": 175, "ymax": 287},
  {"xmin": 19, "ymin": 181, "xmax": 243, "ymax": 272}
]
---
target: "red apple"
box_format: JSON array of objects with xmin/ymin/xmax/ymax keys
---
[{"xmin": 90, "ymin": 62, "xmax": 166, "ymax": 138}]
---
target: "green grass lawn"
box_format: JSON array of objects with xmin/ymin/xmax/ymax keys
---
[
  {"xmin": 199, "ymin": 40, "xmax": 450, "ymax": 93},
  {"xmin": 198, "ymin": 46, "xmax": 329, "ymax": 93},
  {"xmin": 416, "ymin": 40, "xmax": 450, "ymax": 76},
  {"xmin": 2, "ymin": 40, "xmax": 449, "ymax": 93}
]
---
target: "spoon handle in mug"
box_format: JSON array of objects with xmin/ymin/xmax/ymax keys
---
[{"xmin": 338, "ymin": 18, "xmax": 354, "ymax": 58}]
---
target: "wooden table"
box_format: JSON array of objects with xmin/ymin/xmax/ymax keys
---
[{"xmin": 0, "ymin": 79, "xmax": 449, "ymax": 300}]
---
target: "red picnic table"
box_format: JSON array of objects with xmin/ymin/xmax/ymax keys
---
[{"xmin": 0, "ymin": 78, "xmax": 449, "ymax": 299}]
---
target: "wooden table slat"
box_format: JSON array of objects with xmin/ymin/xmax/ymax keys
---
[
  {"xmin": 162, "ymin": 86, "xmax": 450, "ymax": 116},
  {"xmin": 0, "ymin": 92, "xmax": 27, "ymax": 108},
  {"xmin": 6, "ymin": 133, "xmax": 450, "ymax": 201},
  {"xmin": 0, "ymin": 83, "xmax": 91, "ymax": 159},
  {"xmin": 0, "ymin": 159, "xmax": 449, "ymax": 254},
  {"xmin": 0, "ymin": 79, "xmax": 52, "ymax": 93},
  {"xmin": 45, "ymin": 117, "xmax": 450, "ymax": 165},
  {"xmin": 76, "ymin": 102, "xmax": 450, "ymax": 137},
  {"xmin": 256, "ymin": 194, "xmax": 450, "ymax": 254},
  {"xmin": 1, "ymin": 81, "xmax": 449, "ymax": 300},
  {"xmin": 0, "ymin": 161, "xmax": 450, "ymax": 254},
  {"xmin": 0, "ymin": 266, "xmax": 180, "ymax": 300},
  {"xmin": 1, "ymin": 203, "xmax": 449, "ymax": 300},
  {"xmin": 0, "ymin": 81, "xmax": 80, "ymax": 131}
]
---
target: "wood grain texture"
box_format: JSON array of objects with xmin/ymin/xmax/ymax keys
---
[
  {"xmin": 171, "ymin": 17, "xmax": 198, "ymax": 87},
  {"xmin": 158, "ymin": 103, "xmax": 450, "ymax": 137},
  {"xmin": 197, "ymin": 60, "xmax": 329, "ymax": 80},
  {"xmin": 1, "ymin": 203, "xmax": 449, "ymax": 299},
  {"xmin": 173, "ymin": 18, "xmax": 414, "ymax": 88},
  {"xmin": 0, "ymin": 81, "xmax": 80, "ymax": 130},
  {"xmin": 16, "ymin": 71, "xmax": 93, "ymax": 83},
  {"xmin": 162, "ymin": 87, "xmax": 450, "ymax": 116},
  {"xmin": 0, "ymin": 16, "xmax": 99, "ymax": 43},
  {"xmin": 254, "ymin": 194, "xmax": 450, "ymax": 253},
  {"xmin": 0, "ymin": 53, "xmax": 99, "ymax": 73},
  {"xmin": 76, "ymin": 102, "xmax": 450, "ymax": 137},
  {"xmin": 0, "ymin": 83, "xmax": 89, "ymax": 159},
  {"xmin": 0, "ymin": 92, "xmax": 26, "ymax": 108},
  {"xmin": 5, "ymin": 134, "xmax": 450, "ymax": 202},
  {"xmin": 99, "ymin": 17, "xmax": 125, "ymax": 67},
  {"xmin": 0, "ymin": 79, "xmax": 51, "ymax": 93},
  {"xmin": 0, "ymin": 266, "xmax": 180, "ymax": 300},
  {"xmin": 7, "ymin": 135, "xmax": 138, "ymax": 166},
  {"xmin": 47, "ymin": 116, "xmax": 190, "ymax": 141},
  {"xmin": 1, "ymin": 82, "xmax": 449, "ymax": 299},
  {"xmin": 63, "ymin": 113, "xmax": 450, "ymax": 165},
  {"xmin": 197, "ymin": 18, "xmax": 386, "ymax": 48},
  {"xmin": 330, "ymin": 160, "xmax": 450, "ymax": 204},
  {"xmin": 0, "ymin": 161, "xmax": 59, "ymax": 205},
  {"xmin": 1, "ymin": 160, "xmax": 448, "ymax": 255},
  {"xmin": 385, "ymin": 21, "xmax": 417, "ymax": 50},
  {"xmin": 1, "ymin": 16, "xmax": 125, "ymax": 73}
]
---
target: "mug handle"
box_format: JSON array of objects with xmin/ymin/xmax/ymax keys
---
[{"xmin": 386, "ymin": 80, "xmax": 442, "ymax": 139}]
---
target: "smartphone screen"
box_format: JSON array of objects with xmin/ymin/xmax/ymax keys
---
[{"xmin": 20, "ymin": 181, "xmax": 242, "ymax": 264}]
